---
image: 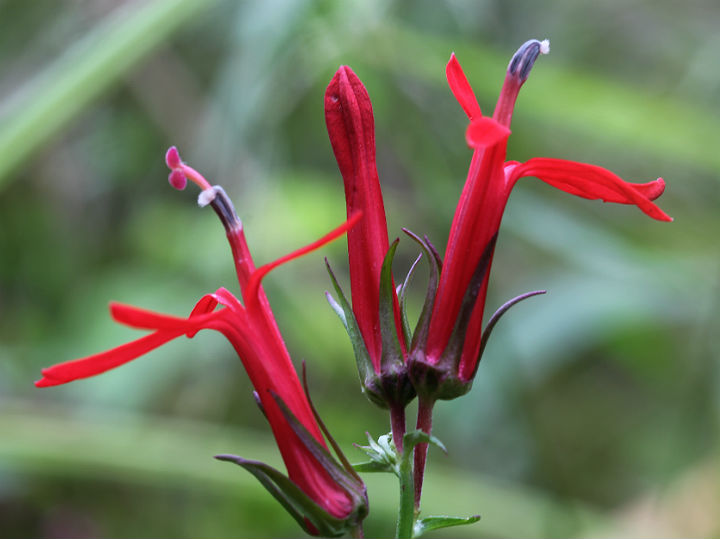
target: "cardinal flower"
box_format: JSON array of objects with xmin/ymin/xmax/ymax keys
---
[
  {"xmin": 35, "ymin": 148, "xmax": 367, "ymax": 537},
  {"xmin": 323, "ymin": 40, "xmax": 671, "ymax": 506},
  {"xmin": 409, "ymin": 39, "xmax": 672, "ymax": 401},
  {"xmin": 324, "ymin": 66, "xmax": 414, "ymax": 441}
]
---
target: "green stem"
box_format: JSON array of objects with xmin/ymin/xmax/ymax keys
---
[{"xmin": 396, "ymin": 438, "xmax": 415, "ymax": 539}]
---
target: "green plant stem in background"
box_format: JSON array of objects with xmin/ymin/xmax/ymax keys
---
[{"xmin": 0, "ymin": 0, "xmax": 218, "ymax": 189}]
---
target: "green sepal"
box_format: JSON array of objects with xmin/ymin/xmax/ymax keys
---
[
  {"xmin": 378, "ymin": 238, "xmax": 405, "ymax": 370},
  {"xmin": 402, "ymin": 229, "xmax": 441, "ymax": 353},
  {"xmin": 440, "ymin": 233, "xmax": 498, "ymax": 367},
  {"xmin": 324, "ymin": 258, "xmax": 387, "ymax": 407},
  {"xmin": 471, "ymin": 289, "xmax": 546, "ymax": 379},
  {"xmin": 301, "ymin": 362, "xmax": 364, "ymax": 483},
  {"xmin": 377, "ymin": 239, "xmax": 416, "ymax": 408},
  {"xmin": 217, "ymin": 389, "xmax": 369, "ymax": 538},
  {"xmin": 271, "ymin": 392, "xmax": 368, "ymax": 504},
  {"xmin": 413, "ymin": 515, "xmax": 481, "ymax": 537},
  {"xmin": 398, "ymin": 253, "xmax": 423, "ymax": 347},
  {"xmin": 214, "ymin": 454, "xmax": 349, "ymax": 537}
]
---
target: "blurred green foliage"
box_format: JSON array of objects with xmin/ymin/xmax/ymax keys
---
[{"xmin": 1, "ymin": 0, "xmax": 719, "ymax": 537}]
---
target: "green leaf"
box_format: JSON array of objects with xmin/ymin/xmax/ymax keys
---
[
  {"xmin": 413, "ymin": 515, "xmax": 481, "ymax": 537},
  {"xmin": 403, "ymin": 429, "xmax": 447, "ymax": 454},
  {"xmin": 352, "ymin": 460, "xmax": 393, "ymax": 473},
  {"xmin": 0, "ymin": 0, "xmax": 218, "ymax": 189},
  {"xmin": 354, "ymin": 432, "xmax": 398, "ymax": 475}
]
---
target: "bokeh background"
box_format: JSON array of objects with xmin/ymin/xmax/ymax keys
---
[{"xmin": 1, "ymin": 0, "xmax": 719, "ymax": 537}]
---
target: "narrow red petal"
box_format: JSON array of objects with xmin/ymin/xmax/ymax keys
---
[
  {"xmin": 466, "ymin": 117, "xmax": 511, "ymax": 148},
  {"xmin": 245, "ymin": 213, "xmax": 362, "ymax": 312},
  {"xmin": 110, "ymin": 302, "xmax": 222, "ymax": 337},
  {"xmin": 189, "ymin": 294, "xmax": 220, "ymax": 317},
  {"xmin": 446, "ymin": 53, "xmax": 482, "ymax": 120},
  {"xmin": 111, "ymin": 302, "xmax": 190, "ymax": 330},
  {"xmin": 508, "ymin": 157, "xmax": 672, "ymax": 222},
  {"xmin": 34, "ymin": 330, "xmax": 181, "ymax": 387}
]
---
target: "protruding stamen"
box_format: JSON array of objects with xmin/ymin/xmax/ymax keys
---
[
  {"xmin": 493, "ymin": 38, "xmax": 550, "ymax": 127},
  {"xmin": 207, "ymin": 185, "xmax": 243, "ymax": 233},
  {"xmin": 165, "ymin": 146, "xmax": 182, "ymax": 169},
  {"xmin": 507, "ymin": 38, "xmax": 550, "ymax": 83},
  {"xmin": 168, "ymin": 169, "xmax": 187, "ymax": 190},
  {"xmin": 164, "ymin": 146, "xmax": 213, "ymax": 192}
]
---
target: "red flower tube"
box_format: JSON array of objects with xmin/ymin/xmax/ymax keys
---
[
  {"xmin": 324, "ymin": 67, "xmax": 414, "ymax": 434},
  {"xmin": 36, "ymin": 148, "xmax": 367, "ymax": 536},
  {"xmin": 412, "ymin": 39, "xmax": 672, "ymax": 398}
]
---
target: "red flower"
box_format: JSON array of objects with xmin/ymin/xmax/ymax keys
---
[
  {"xmin": 325, "ymin": 67, "xmax": 413, "ymax": 414},
  {"xmin": 414, "ymin": 40, "xmax": 672, "ymax": 396},
  {"xmin": 36, "ymin": 148, "xmax": 367, "ymax": 534}
]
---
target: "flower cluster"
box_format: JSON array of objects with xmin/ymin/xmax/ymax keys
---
[
  {"xmin": 324, "ymin": 39, "xmax": 669, "ymax": 407},
  {"xmin": 36, "ymin": 38, "xmax": 671, "ymax": 538},
  {"xmin": 323, "ymin": 39, "xmax": 670, "ymax": 506}
]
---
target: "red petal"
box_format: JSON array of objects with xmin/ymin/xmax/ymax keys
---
[
  {"xmin": 245, "ymin": 213, "xmax": 362, "ymax": 312},
  {"xmin": 34, "ymin": 330, "xmax": 181, "ymax": 387},
  {"xmin": 466, "ymin": 117, "xmax": 511, "ymax": 148},
  {"xmin": 446, "ymin": 53, "xmax": 482, "ymax": 120},
  {"xmin": 110, "ymin": 302, "xmax": 222, "ymax": 336},
  {"xmin": 508, "ymin": 157, "xmax": 672, "ymax": 222},
  {"xmin": 190, "ymin": 294, "xmax": 220, "ymax": 317},
  {"xmin": 111, "ymin": 302, "xmax": 189, "ymax": 330}
]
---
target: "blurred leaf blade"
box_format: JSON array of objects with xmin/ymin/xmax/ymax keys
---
[{"xmin": 0, "ymin": 0, "xmax": 218, "ymax": 189}]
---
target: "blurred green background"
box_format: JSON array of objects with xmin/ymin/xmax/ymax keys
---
[{"xmin": 1, "ymin": 0, "xmax": 718, "ymax": 537}]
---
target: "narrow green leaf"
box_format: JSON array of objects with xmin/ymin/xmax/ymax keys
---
[
  {"xmin": 403, "ymin": 429, "xmax": 447, "ymax": 454},
  {"xmin": 414, "ymin": 515, "xmax": 481, "ymax": 537},
  {"xmin": 352, "ymin": 460, "xmax": 394, "ymax": 473},
  {"xmin": 0, "ymin": 0, "xmax": 218, "ymax": 189}
]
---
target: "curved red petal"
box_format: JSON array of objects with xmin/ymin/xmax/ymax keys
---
[
  {"xmin": 35, "ymin": 330, "xmax": 181, "ymax": 387},
  {"xmin": 509, "ymin": 158, "xmax": 672, "ymax": 222},
  {"xmin": 190, "ymin": 294, "xmax": 220, "ymax": 317},
  {"xmin": 245, "ymin": 213, "xmax": 362, "ymax": 313},
  {"xmin": 446, "ymin": 53, "xmax": 482, "ymax": 120}
]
